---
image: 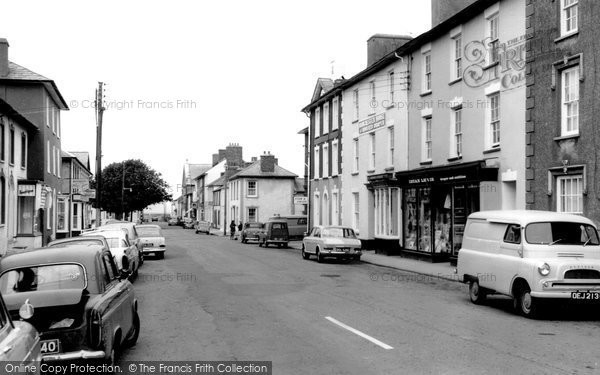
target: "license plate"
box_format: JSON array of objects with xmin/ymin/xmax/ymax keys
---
[
  {"xmin": 571, "ymin": 291, "xmax": 600, "ymax": 300},
  {"xmin": 40, "ymin": 339, "xmax": 60, "ymax": 354},
  {"xmin": 144, "ymin": 243, "xmax": 154, "ymax": 247}
]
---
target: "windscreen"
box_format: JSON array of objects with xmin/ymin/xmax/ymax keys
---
[
  {"xmin": 525, "ymin": 222, "xmax": 600, "ymax": 245},
  {"xmin": 322, "ymin": 228, "xmax": 357, "ymax": 239}
]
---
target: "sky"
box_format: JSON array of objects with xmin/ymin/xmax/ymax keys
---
[{"xmin": 0, "ymin": 0, "xmax": 430, "ymax": 198}]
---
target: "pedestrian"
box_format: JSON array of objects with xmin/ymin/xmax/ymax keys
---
[
  {"xmin": 230, "ymin": 220, "xmax": 236, "ymax": 240},
  {"xmin": 238, "ymin": 222, "xmax": 243, "ymax": 241}
]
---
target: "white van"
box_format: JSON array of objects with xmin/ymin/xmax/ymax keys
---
[{"xmin": 457, "ymin": 210, "xmax": 600, "ymax": 318}]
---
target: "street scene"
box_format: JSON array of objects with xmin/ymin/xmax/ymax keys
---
[{"xmin": 1, "ymin": 0, "xmax": 600, "ymax": 374}]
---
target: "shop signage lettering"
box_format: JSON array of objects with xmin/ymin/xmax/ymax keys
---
[
  {"xmin": 406, "ymin": 174, "xmax": 469, "ymax": 185},
  {"xmin": 294, "ymin": 196, "xmax": 308, "ymax": 205},
  {"xmin": 17, "ymin": 185, "xmax": 36, "ymax": 196},
  {"xmin": 408, "ymin": 177, "xmax": 435, "ymax": 184},
  {"xmin": 439, "ymin": 175, "xmax": 467, "ymax": 182},
  {"xmin": 359, "ymin": 114, "xmax": 385, "ymax": 134}
]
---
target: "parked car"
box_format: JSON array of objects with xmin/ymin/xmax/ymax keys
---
[
  {"xmin": 258, "ymin": 220, "xmax": 289, "ymax": 248},
  {"xmin": 195, "ymin": 220, "xmax": 211, "ymax": 234},
  {"xmin": 0, "ymin": 289, "xmax": 40, "ymax": 373},
  {"xmin": 82, "ymin": 229, "xmax": 140, "ymax": 278},
  {"xmin": 269, "ymin": 215, "xmax": 307, "ymax": 240},
  {"xmin": 99, "ymin": 222, "xmax": 144, "ymax": 265},
  {"xmin": 0, "ymin": 245, "xmax": 140, "ymax": 364},
  {"xmin": 137, "ymin": 224, "xmax": 166, "ymax": 259},
  {"xmin": 302, "ymin": 226, "xmax": 362, "ymax": 262},
  {"xmin": 48, "ymin": 235, "xmax": 109, "ymax": 249},
  {"xmin": 241, "ymin": 222, "xmax": 264, "ymax": 243},
  {"xmin": 151, "ymin": 217, "xmax": 159, "ymax": 222},
  {"xmin": 182, "ymin": 218, "xmax": 195, "ymax": 229},
  {"xmin": 457, "ymin": 210, "xmax": 600, "ymax": 318},
  {"xmin": 168, "ymin": 217, "xmax": 178, "ymax": 226}
]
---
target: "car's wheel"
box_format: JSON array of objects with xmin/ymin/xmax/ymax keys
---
[
  {"xmin": 258, "ymin": 241, "xmax": 262, "ymax": 247},
  {"xmin": 264, "ymin": 241, "xmax": 269, "ymax": 248},
  {"xmin": 139, "ymin": 251, "xmax": 144, "ymax": 266},
  {"xmin": 124, "ymin": 311, "xmax": 140, "ymax": 348},
  {"xmin": 316, "ymin": 248, "xmax": 323, "ymax": 263},
  {"xmin": 157, "ymin": 252, "xmax": 165, "ymax": 260},
  {"xmin": 516, "ymin": 285, "xmax": 540, "ymax": 318},
  {"xmin": 241, "ymin": 237, "xmax": 246, "ymax": 244},
  {"xmin": 354, "ymin": 255, "xmax": 361, "ymax": 262},
  {"xmin": 469, "ymin": 280, "xmax": 487, "ymax": 305},
  {"xmin": 302, "ymin": 245, "xmax": 310, "ymax": 260}
]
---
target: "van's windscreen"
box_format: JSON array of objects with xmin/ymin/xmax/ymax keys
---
[{"xmin": 525, "ymin": 222, "xmax": 600, "ymax": 245}]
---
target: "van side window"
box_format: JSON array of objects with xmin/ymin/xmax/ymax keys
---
[{"xmin": 503, "ymin": 224, "xmax": 521, "ymax": 244}]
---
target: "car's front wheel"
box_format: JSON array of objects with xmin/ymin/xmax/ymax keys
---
[
  {"xmin": 316, "ymin": 248, "xmax": 323, "ymax": 263},
  {"xmin": 469, "ymin": 280, "xmax": 487, "ymax": 304},
  {"xmin": 302, "ymin": 245, "xmax": 310, "ymax": 260},
  {"xmin": 124, "ymin": 311, "xmax": 140, "ymax": 348}
]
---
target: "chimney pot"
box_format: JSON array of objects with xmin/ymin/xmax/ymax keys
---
[{"xmin": 0, "ymin": 39, "xmax": 9, "ymax": 77}]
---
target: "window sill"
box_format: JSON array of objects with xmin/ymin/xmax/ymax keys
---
[
  {"xmin": 554, "ymin": 31, "xmax": 579, "ymax": 44},
  {"xmin": 385, "ymin": 104, "xmax": 395, "ymax": 110},
  {"xmin": 554, "ymin": 133, "xmax": 579, "ymax": 142},
  {"xmin": 368, "ymin": 112, "xmax": 376, "ymax": 117},
  {"xmin": 374, "ymin": 235, "xmax": 400, "ymax": 240},
  {"xmin": 420, "ymin": 160, "xmax": 433, "ymax": 166},
  {"xmin": 384, "ymin": 166, "xmax": 394, "ymax": 172},
  {"xmin": 352, "ymin": 120, "xmax": 359, "ymax": 124},
  {"xmin": 447, "ymin": 155, "xmax": 462, "ymax": 162},
  {"xmin": 367, "ymin": 169, "xmax": 375, "ymax": 174},
  {"xmin": 420, "ymin": 91, "xmax": 432, "ymax": 97},
  {"xmin": 448, "ymin": 77, "xmax": 462, "ymax": 86},
  {"xmin": 483, "ymin": 147, "xmax": 501, "ymax": 154},
  {"xmin": 351, "ymin": 172, "xmax": 359, "ymax": 176}
]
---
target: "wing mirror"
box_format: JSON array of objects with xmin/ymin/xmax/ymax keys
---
[{"xmin": 19, "ymin": 299, "xmax": 35, "ymax": 320}]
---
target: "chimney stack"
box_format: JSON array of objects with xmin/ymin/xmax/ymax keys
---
[
  {"xmin": 431, "ymin": 0, "xmax": 478, "ymax": 26},
  {"xmin": 0, "ymin": 39, "xmax": 9, "ymax": 77},
  {"xmin": 260, "ymin": 153, "xmax": 276, "ymax": 173},
  {"xmin": 367, "ymin": 34, "xmax": 412, "ymax": 67}
]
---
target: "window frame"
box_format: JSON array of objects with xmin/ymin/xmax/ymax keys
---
[
  {"xmin": 453, "ymin": 34, "xmax": 463, "ymax": 80},
  {"xmin": 561, "ymin": 66, "xmax": 579, "ymax": 136},
  {"xmin": 314, "ymin": 107, "xmax": 321, "ymax": 138},
  {"xmin": 323, "ymin": 142, "xmax": 329, "ymax": 178},
  {"xmin": 353, "ymin": 89, "xmax": 359, "ymax": 121},
  {"xmin": 369, "ymin": 133, "xmax": 376, "ymax": 170},
  {"xmin": 423, "ymin": 52, "xmax": 432, "ymax": 92},
  {"xmin": 561, "ymin": 0, "xmax": 579, "ymax": 36},
  {"xmin": 352, "ymin": 138, "xmax": 359, "ymax": 173},
  {"xmin": 332, "ymin": 97, "xmax": 339, "ymax": 131},
  {"xmin": 489, "ymin": 93, "xmax": 500, "ymax": 147},
  {"xmin": 323, "ymin": 102, "xmax": 330, "ymax": 134},
  {"xmin": 556, "ymin": 174, "xmax": 583, "ymax": 214},
  {"xmin": 20, "ymin": 132, "xmax": 26, "ymax": 169},
  {"xmin": 452, "ymin": 108, "xmax": 463, "ymax": 157},
  {"xmin": 388, "ymin": 70, "xmax": 395, "ymax": 104},
  {"xmin": 331, "ymin": 140, "xmax": 338, "ymax": 177},
  {"xmin": 488, "ymin": 14, "xmax": 500, "ymax": 65},
  {"xmin": 9, "ymin": 126, "xmax": 15, "ymax": 165},
  {"xmin": 314, "ymin": 146, "xmax": 320, "ymax": 179},
  {"xmin": 247, "ymin": 207, "xmax": 258, "ymax": 223},
  {"xmin": 369, "ymin": 80, "xmax": 376, "ymax": 114},
  {"xmin": 388, "ymin": 126, "xmax": 394, "ymax": 167},
  {"xmin": 0, "ymin": 121, "xmax": 5, "ymax": 162},
  {"xmin": 246, "ymin": 180, "xmax": 258, "ymax": 198},
  {"xmin": 423, "ymin": 116, "xmax": 432, "ymax": 161}
]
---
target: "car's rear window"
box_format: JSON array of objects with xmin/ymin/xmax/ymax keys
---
[
  {"xmin": 0, "ymin": 264, "xmax": 86, "ymax": 294},
  {"xmin": 322, "ymin": 228, "xmax": 357, "ymax": 239},
  {"xmin": 137, "ymin": 227, "xmax": 161, "ymax": 237},
  {"xmin": 525, "ymin": 222, "xmax": 600, "ymax": 245},
  {"xmin": 48, "ymin": 239, "xmax": 103, "ymax": 247}
]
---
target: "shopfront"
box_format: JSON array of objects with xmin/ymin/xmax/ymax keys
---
[
  {"xmin": 15, "ymin": 180, "xmax": 44, "ymax": 249},
  {"xmin": 396, "ymin": 161, "xmax": 497, "ymax": 262}
]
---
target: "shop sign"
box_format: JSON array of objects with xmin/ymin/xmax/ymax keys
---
[
  {"xmin": 72, "ymin": 179, "xmax": 90, "ymax": 194},
  {"xmin": 73, "ymin": 194, "xmax": 89, "ymax": 202},
  {"xmin": 402, "ymin": 173, "xmax": 471, "ymax": 186},
  {"xmin": 358, "ymin": 114, "xmax": 385, "ymax": 134},
  {"xmin": 294, "ymin": 196, "xmax": 308, "ymax": 205},
  {"xmin": 17, "ymin": 184, "xmax": 36, "ymax": 196},
  {"xmin": 84, "ymin": 189, "xmax": 96, "ymax": 199}
]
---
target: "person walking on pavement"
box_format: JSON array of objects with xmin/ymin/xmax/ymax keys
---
[{"xmin": 230, "ymin": 220, "xmax": 236, "ymax": 240}]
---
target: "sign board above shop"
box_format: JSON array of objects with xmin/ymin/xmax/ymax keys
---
[
  {"xmin": 17, "ymin": 184, "xmax": 36, "ymax": 196},
  {"xmin": 395, "ymin": 161, "xmax": 498, "ymax": 187},
  {"xmin": 358, "ymin": 113, "xmax": 385, "ymax": 134},
  {"xmin": 294, "ymin": 196, "xmax": 308, "ymax": 205}
]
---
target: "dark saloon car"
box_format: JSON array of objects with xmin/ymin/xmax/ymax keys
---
[
  {"xmin": 0, "ymin": 244, "xmax": 140, "ymax": 364},
  {"xmin": 257, "ymin": 220, "xmax": 289, "ymax": 248},
  {"xmin": 0, "ymin": 290, "xmax": 41, "ymax": 373},
  {"xmin": 240, "ymin": 222, "xmax": 263, "ymax": 243}
]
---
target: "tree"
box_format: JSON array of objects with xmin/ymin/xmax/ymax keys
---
[{"xmin": 94, "ymin": 159, "xmax": 171, "ymax": 218}]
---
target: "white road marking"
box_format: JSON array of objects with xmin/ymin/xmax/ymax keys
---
[{"xmin": 325, "ymin": 316, "xmax": 394, "ymax": 350}]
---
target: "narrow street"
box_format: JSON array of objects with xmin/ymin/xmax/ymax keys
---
[{"xmin": 121, "ymin": 225, "xmax": 600, "ymax": 375}]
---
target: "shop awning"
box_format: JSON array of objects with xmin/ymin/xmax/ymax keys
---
[{"xmin": 394, "ymin": 160, "xmax": 498, "ymax": 187}]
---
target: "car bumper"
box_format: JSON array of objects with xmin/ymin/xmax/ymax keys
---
[
  {"xmin": 321, "ymin": 250, "xmax": 362, "ymax": 258},
  {"xmin": 142, "ymin": 247, "xmax": 166, "ymax": 254},
  {"xmin": 43, "ymin": 350, "xmax": 105, "ymax": 361}
]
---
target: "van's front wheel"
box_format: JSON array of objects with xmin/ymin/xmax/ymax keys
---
[
  {"xmin": 516, "ymin": 287, "xmax": 540, "ymax": 318},
  {"xmin": 469, "ymin": 280, "xmax": 487, "ymax": 304}
]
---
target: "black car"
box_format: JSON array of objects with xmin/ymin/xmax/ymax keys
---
[{"xmin": 0, "ymin": 244, "xmax": 140, "ymax": 364}]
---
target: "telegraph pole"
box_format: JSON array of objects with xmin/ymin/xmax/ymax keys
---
[{"xmin": 95, "ymin": 82, "xmax": 105, "ymax": 227}]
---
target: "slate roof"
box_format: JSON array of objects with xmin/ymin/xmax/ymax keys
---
[
  {"xmin": 229, "ymin": 161, "xmax": 297, "ymax": 180},
  {"xmin": 189, "ymin": 164, "xmax": 212, "ymax": 180},
  {"xmin": 0, "ymin": 97, "xmax": 38, "ymax": 131},
  {"xmin": 0, "ymin": 61, "xmax": 69, "ymax": 110},
  {"xmin": 70, "ymin": 152, "xmax": 91, "ymax": 171},
  {"xmin": 207, "ymin": 175, "xmax": 225, "ymax": 187},
  {"xmin": 294, "ymin": 178, "xmax": 306, "ymax": 193}
]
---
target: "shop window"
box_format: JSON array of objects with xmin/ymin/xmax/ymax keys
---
[
  {"xmin": 561, "ymin": 66, "xmax": 579, "ymax": 136},
  {"xmin": 404, "ymin": 188, "xmax": 418, "ymax": 250},
  {"xmin": 375, "ymin": 187, "xmax": 399, "ymax": 237},
  {"xmin": 557, "ymin": 175, "xmax": 583, "ymax": 213},
  {"xmin": 57, "ymin": 198, "xmax": 67, "ymax": 232},
  {"xmin": 418, "ymin": 187, "xmax": 432, "ymax": 252},
  {"xmin": 17, "ymin": 196, "xmax": 37, "ymax": 235},
  {"xmin": 561, "ymin": 0, "xmax": 578, "ymax": 36}
]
